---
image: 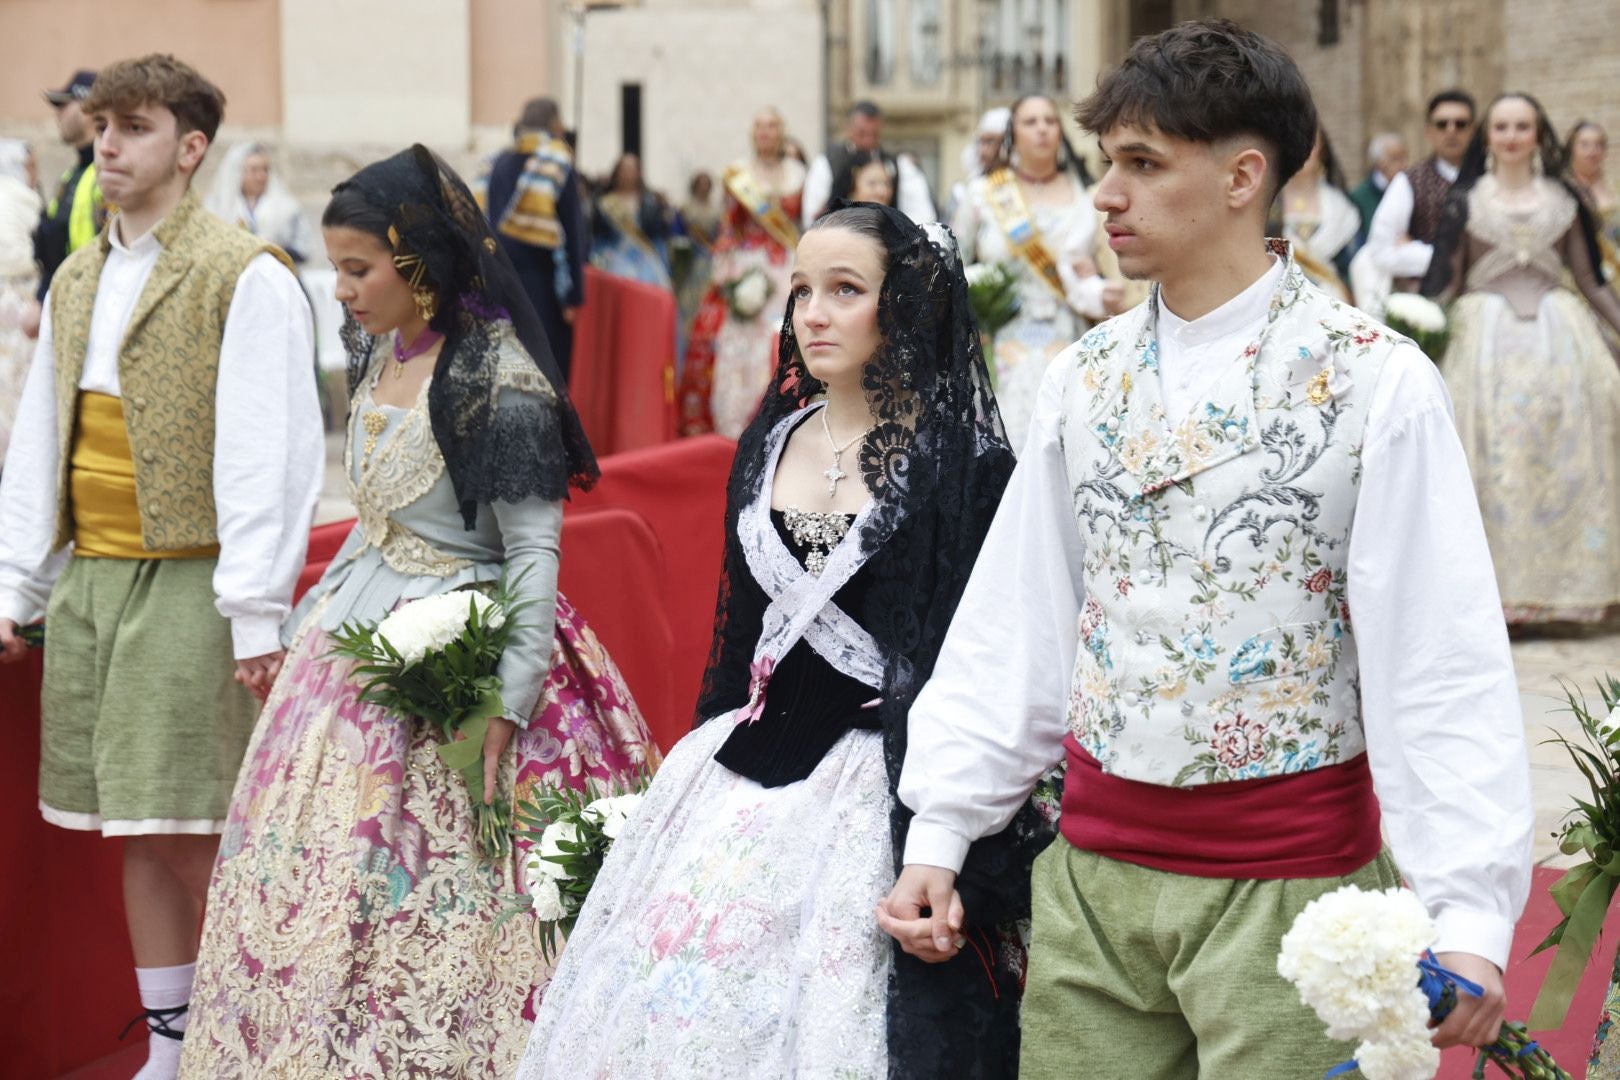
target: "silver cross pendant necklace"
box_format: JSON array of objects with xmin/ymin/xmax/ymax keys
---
[{"xmin": 820, "ymin": 407, "xmax": 871, "ymax": 497}]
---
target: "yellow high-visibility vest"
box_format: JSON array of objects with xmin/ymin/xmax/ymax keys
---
[{"xmin": 45, "ymin": 164, "xmax": 101, "ymax": 253}]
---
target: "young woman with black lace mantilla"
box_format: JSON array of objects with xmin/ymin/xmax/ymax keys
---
[
  {"xmin": 517, "ymin": 203, "xmax": 1055, "ymax": 1078},
  {"xmin": 1422, "ymin": 93, "xmax": 1620, "ymax": 627},
  {"xmin": 180, "ymin": 146, "xmax": 660, "ymax": 1078}
]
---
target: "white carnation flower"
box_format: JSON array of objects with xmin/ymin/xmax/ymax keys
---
[
  {"xmin": 964, "ymin": 263, "xmax": 991, "ymax": 288},
  {"xmin": 1383, "ymin": 293, "xmax": 1446, "ymax": 334},
  {"xmin": 731, "ymin": 270, "xmax": 771, "ymax": 318},
  {"xmin": 1355, "ymin": 1031, "xmax": 1441, "ymax": 1080},
  {"xmin": 536, "ymin": 820, "xmax": 583, "ymax": 878},
  {"xmin": 527, "ymin": 868, "xmax": 569, "ymax": 922},
  {"xmin": 584, "ymin": 793, "xmax": 642, "ymax": 840},
  {"xmin": 1278, "ymin": 885, "xmax": 1435, "ymax": 1041},
  {"xmin": 376, "ymin": 589, "xmax": 504, "ymax": 664},
  {"xmin": 1600, "ymin": 704, "xmax": 1620, "ymax": 739}
]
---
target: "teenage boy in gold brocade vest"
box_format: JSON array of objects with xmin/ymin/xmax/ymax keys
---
[
  {"xmin": 877, "ymin": 21, "xmax": 1532, "ymax": 1079},
  {"xmin": 0, "ymin": 55, "xmax": 322, "ymax": 1080}
]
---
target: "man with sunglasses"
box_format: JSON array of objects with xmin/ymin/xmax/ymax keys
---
[{"xmin": 1367, "ymin": 89, "xmax": 1476, "ymax": 293}]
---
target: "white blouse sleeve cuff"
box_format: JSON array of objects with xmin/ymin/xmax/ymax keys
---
[
  {"xmin": 901, "ymin": 821, "xmax": 972, "ymax": 874},
  {"xmin": 1432, "ymin": 905, "xmax": 1517, "ymax": 972},
  {"xmin": 231, "ymin": 612, "xmax": 286, "ymax": 660}
]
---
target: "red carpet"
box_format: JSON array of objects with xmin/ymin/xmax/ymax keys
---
[{"xmin": 40, "ymin": 864, "xmax": 1619, "ymax": 1078}]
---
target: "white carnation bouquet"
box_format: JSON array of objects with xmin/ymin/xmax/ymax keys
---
[
  {"xmin": 510, "ymin": 776, "xmax": 650, "ymax": 960},
  {"xmin": 723, "ymin": 265, "xmax": 773, "ymax": 320},
  {"xmin": 327, "ymin": 577, "xmax": 532, "ymax": 859},
  {"xmin": 964, "ymin": 260, "xmax": 1021, "ymax": 375},
  {"xmin": 1383, "ymin": 293, "xmax": 1449, "ymax": 364},
  {"xmin": 1278, "ymin": 884, "xmax": 1568, "ymax": 1079}
]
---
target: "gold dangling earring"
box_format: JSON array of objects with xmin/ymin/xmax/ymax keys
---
[{"xmin": 412, "ymin": 286, "xmax": 438, "ymax": 322}]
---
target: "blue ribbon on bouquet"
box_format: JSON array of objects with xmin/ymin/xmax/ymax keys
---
[{"xmin": 1321, "ymin": 951, "xmax": 1486, "ymax": 1078}]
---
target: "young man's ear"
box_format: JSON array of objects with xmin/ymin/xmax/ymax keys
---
[
  {"xmin": 179, "ymin": 130, "xmax": 210, "ymax": 176},
  {"xmin": 1225, "ymin": 145, "xmax": 1271, "ymax": 212}
]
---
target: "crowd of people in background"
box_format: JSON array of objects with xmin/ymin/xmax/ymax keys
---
[{"xmin": 1, "ymin": 66, "xmax": 1618, "ymax": 633}]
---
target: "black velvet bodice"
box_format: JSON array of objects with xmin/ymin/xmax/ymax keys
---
[{"xmin": 712, "ymin": 509, "xmax": 880, "ymax": 787}]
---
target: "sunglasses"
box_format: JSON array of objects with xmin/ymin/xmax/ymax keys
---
[{"xmin": 1430, "ymin": 118, "xmax": 1472, "ymax": 131}]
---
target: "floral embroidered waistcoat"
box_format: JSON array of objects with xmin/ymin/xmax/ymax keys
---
[
  {"xmin": 50, "ymin": 190, "xmax": 289, "ymax": 551},
  {"xmin": 1057, "ymin": 245, "xmax": 1399, "ymax": 787}
]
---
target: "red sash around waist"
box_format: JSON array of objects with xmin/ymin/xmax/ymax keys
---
[{"xmin": 1059, "ymin": 734, "xmax": 1382, "ymax": 880}]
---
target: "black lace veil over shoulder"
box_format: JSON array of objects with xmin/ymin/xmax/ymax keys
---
[
  {"xmin": 695, "ymin": 201, "xmax": 1054, "ymax": 1077},
  {"xmin": 332, "ymin": 145, "xmax": 598, "ymax": 525}
]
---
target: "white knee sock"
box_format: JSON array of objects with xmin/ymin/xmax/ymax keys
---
[{"xmin": 131, "ymin": 963, "xmax": 194, "ymax": 1080}]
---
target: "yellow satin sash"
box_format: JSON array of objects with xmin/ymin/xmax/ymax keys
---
[
  {"xmin": 723, "ymin": 165, "xmax": 799, "ymax": 251},
  {"xmin": 985, "ymin": 169, "xmax": 1068, "ymax": 303},
  {"xmin": 70, "ymin": 392, "xmax": 220, "ymax": 559}
]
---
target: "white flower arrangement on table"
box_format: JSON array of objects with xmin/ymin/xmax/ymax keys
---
[
  {"xmin": 723, "ymin": 266, "xmax": 773, "ymax": 320},
  {"xmin": 511, "ymin": 778, "xmax": 650, "ymax": 961},
  {"xmin": 326, "ymin": 576, "xmax": 532, "ymax": 859},
  {"xmin": 1278, "ymin": 884, "xmax": 1569, "ymax": 1080},
  {"xmin": 1382, "ymin": 293, "xmax": 1450, "ymax": 364}
]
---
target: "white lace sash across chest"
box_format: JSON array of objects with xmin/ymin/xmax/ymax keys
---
[{"xmin": 740, "ymin": 405, "xmax": 885, "ymax": 694}]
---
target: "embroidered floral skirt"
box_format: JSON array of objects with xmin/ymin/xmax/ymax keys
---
[
  {"xmin": 180, "ymin": 593, "xmax": 659, "ymax": 1080},
  {"xmin": 517, "ymin": 716, "xmax": 893, "ymax": 1079},
  {"xmin": 1443, "ymin": 289, "xmax": 1620, "ymax": 623}
]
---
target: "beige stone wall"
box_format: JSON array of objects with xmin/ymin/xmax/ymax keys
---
[
  {"xmin": 471, "ymin": 0, "xmax": 556, "ymax": 129},
  {"xmin": 1502, "ymin": 0, "xmax": 1620, "ymax": 156},
  {"xmin": 0, "ymin": 0, "xmax": 283, "ymax": 129},
  {"xmin": 569, "ymin": 4, "xmax": 825, "ymax": 196}
]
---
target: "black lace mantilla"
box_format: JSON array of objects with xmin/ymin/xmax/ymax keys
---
[
  {"xmin": 694, "ymin": 202, "xmax": 1056, "ymax": 1078},
  {"xmin": 335, "ymin": 145, "xmax": 597, "ymax": 526}
]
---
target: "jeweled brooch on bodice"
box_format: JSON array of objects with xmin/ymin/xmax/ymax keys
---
[{"xmin": 782, "ymin": 506, "xmax": 852, "ymax": 576}]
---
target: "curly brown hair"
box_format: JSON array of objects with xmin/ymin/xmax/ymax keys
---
[{"xmin": 82, "ymin": 54, "xmax": 225, "ymax": 142}]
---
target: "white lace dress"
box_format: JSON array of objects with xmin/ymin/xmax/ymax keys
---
[{"xmin": 517, "ymin": 717, "xmax": 892, "ymax": 1079}]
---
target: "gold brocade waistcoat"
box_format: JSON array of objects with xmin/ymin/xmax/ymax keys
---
[
  {"xmin": 49, "ymin": 189, "xmax": 291, "ymax": 552},
  {"xmin": 70, "ymin": 392, "xmax": 219, "ymax": 559}
]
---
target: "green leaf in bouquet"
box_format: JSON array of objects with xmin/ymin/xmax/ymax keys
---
[{"xmin": 437, "ymin": 714, "xmax": 489, "ymax": 771}]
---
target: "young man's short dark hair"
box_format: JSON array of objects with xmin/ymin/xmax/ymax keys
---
[
  {"xmin": 83, "ymin": 54, "xmax": 225, "ymax": 142},
  {"xmin": 849, "ymin": 101, "xmax": 882, "ymax": 120},
  {"xmin": 1074, "ymin": 18, "xmax": 1318, "ymax": 198},
  {"xmin": 1426, "ymin": 88, "xmax": 1476, "ymax": 121}
]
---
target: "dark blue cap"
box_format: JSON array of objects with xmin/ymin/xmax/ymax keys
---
[{"xmin": 44, "ymin": 70, "xmax": 97, "ymax": 106}]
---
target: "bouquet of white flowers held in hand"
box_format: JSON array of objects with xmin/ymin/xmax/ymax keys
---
[
  {"xmin": 1278, "ymin": 884, "xmax": 1569, "ymax": 1080},
  {"xmin": 512, "ymin": 776, "xmax": 649, "ymax": 961},
  {"xmin": 326, "ymin": 576, "xmax": 533, "ymax": 859},
  {"xmin": 1383, "ymin": 293, "xmax": 1450, "ymax": 364},
  {"xmin": 965, "ymin": 261, "xmax": 1021, "ymax": 337},
  {"xmin": 1525, "ymin": 676, "xmax": 1620, "ymax": 1031},
  {"xmin": 723, "ymin": 266, "xmax": 773, "ymax": 321}
]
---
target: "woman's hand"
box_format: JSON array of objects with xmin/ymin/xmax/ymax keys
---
[
  {"xmin": 876, "ymin": 864, "xmax": 966, "ymax": 963},
  {"xmin": 483, "ymin": 716, "xmax": 519, "ymax": 804}
]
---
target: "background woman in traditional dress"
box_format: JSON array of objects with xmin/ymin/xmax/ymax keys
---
[
  {"xmin": 590, "ymin": 152, "xmax": 674, "ymax": 289},
  {"xmin": 673, "ymin": 170, "xmax": 721, "ymax": 374},
  {"xmin": 1567, "ymin": 120, "xmax": 1619, "ymax": 280},
  {"xmin": 1277, "ymin": 128, "xmax": 1359, "ymax": 301},
  {"xmin": 0, "ymin": 138, "xmax": 40, "ymax": 467},
  {"xmin": 830, "ymin": 149, "xmax": 897, "ymax": 208},
  {"xmin": 204, "ymin": 141, "xmax": 317, "ymax": 264},
  {"xmin": 677, "ymin": 107, "xmax": 805, "ymax": 437},
  {"xmin": 951, "ymin": 93, "xmax": 1106, "ymax": 450},
  {"xmin": 181, "ymin": 146, "xmax": 659, "ymax": 1079},
  {"xmin": 519, "ymin": 205, "xmax": 1053, "ymax": 1079},
  {"xmin": 1423, "ymin": 93, "xmax": 1620, "ymax": 627}
]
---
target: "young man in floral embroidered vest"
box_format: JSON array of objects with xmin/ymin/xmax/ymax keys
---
[
  {"xmin": 877, "ymin": 20, "xmax": 1533, "ymax": 1078},
  {"xmin": 0, "ymin": 55, "xmax": 322, "ymax": 1080}
]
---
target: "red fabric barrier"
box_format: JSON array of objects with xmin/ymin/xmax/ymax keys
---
[
  {"xmin": 2, "ymin": 653, "xmax": 133, "ymax": 1079},
  {"xmin": 570, "ymin": 435, "xmax": 736, "ymax": 740},
  {"xmin": 557, "ymin": 507, "xmax": 678, "ymax": 751},
  {"xmin": 570, "ymin": 266, "xmax": 678, "ymax": 455}
]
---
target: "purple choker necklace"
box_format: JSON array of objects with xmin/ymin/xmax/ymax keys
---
[{"xmin": 391, "ymin": 328, "xmax": 443, "ymax": 377}]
